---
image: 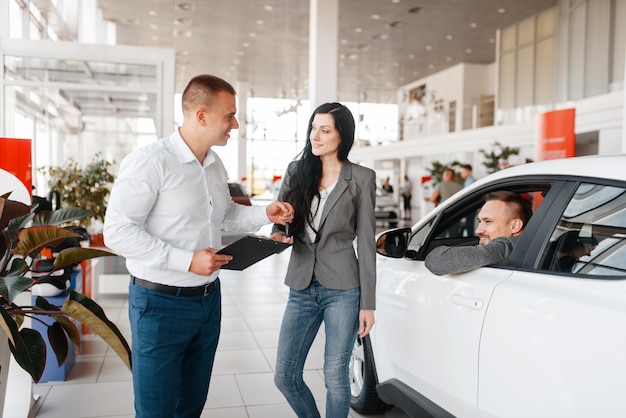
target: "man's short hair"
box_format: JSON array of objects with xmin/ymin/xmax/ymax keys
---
[
  {"xmin": 182, "ymin": 74, "xmax": 236, "ymax": 113},
  {"xmin": 460, "ymin": 164, "xmax": 472, "ymax": 171},
  {"xmin": 484, "ymin": 190, "xmax": 533, "ymax": 227}
]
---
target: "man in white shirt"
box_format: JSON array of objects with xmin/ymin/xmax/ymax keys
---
[{"xmin": 103, "ymin": 74, "xmax": 294, "ymax": 418}]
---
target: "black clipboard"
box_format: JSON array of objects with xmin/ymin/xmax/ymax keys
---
[{"xmin": 217, "ymin": 235, "xmax": 292, "ymax": 270}]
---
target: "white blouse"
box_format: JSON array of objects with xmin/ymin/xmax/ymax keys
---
[{"xmin": 305, "ymin": 181, "xmax": 337, "ymax": 243}]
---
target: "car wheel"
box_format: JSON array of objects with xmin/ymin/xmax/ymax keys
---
[{"xmin": 350, "ymin": 336, "xmax": 392, "ymax": 414}]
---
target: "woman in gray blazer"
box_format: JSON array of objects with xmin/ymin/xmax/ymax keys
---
[{"xmin": 271, "ymin": 102, "xmax": 377, "ymax": 417}]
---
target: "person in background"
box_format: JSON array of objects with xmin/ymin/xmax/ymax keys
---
[
  {"xmin": 425, "ymin": 190, "xmax": 533, "ymax": 275},
  {"xmin": 429, "ymin": 168, "xmax": 463, "ymax": 236},
  {"xmin": 401, "ymin": 174, "xmax": 413, "ymax": 220},
  {"xmin": 459, "ymin": 164, "xmax": 477, "ymax": 236},
  {"xmin": 271, "ymin": 102, "xmax": 376, "ymax": 418},
  {"xmin": 382, "ymin": 176, "xmax": 393, "ymax": 193},
  {"xmin": 103, "ymin": 74, "xmax": 294, "ymax": 418}
]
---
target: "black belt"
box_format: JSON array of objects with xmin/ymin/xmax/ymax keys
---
[{"xmin": 132, "ymin": 276, "xmax": 217, "ymax": 296}]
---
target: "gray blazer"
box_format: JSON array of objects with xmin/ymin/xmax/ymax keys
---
[{"xmin": 273, "ymin": 160, "xmax": 377, "ymax": 309}]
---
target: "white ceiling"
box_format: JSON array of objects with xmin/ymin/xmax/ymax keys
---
[{"xmin": 98, "ymin": 0, "xmax": 555, "ymax": 103}]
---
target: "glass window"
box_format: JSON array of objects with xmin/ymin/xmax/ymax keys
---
[{"xmin": 539, "ymin": 183, "xmax": 626, "ymax": 276}]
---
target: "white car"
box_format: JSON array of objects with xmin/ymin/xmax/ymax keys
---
[{"xmin": 350, "ymin": 155, "xmax": 626, "ymax": 418}]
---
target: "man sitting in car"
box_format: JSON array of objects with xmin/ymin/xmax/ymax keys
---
[{"xmin": 425, "ymin": 190, "xmax": 533, "ymax": 275}]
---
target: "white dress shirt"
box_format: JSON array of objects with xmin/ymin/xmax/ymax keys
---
[{"xmin": 103, "ymin": 130, "xmax": 269, "ymax": 286}]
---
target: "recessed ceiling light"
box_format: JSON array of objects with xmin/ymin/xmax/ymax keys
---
[
  {"xmin": 387, "ymin": 21, "xmax": 404, "ymax": 29},
  {"xmin": 174, "ymin": 18, "xmax": 192, "ymax": 25},
  {"xmin": 470, "ymin": 22, "xmax": 478, "ymax": 28},
  {"xmin": 371, "ymin": 14, "xmax": 381, "ymax": 20},
  {"xmin": 408, "ymin": 54, "xmax": 415, "ymax": 59},
  {"xmin": 148, "ymin": 10, "xmax": 157, "ymax": 16},
  {"xmin": 172, "ymin": 29, "xmax": 192, "ymax": 38},
  {"xmin": 264, "ymin": 5, "xmax": 273, "ymax": 11},
  {"xmin": 256, "ymin": 20, "xmax": 264, "ymax": 25},
  {"xmin": 393, "ymin": 62, "xmax": 399, "ymax": 67},
  {"xmin": 355, "ymin": 27, "xmax": 363, "ymax": 33},
  {"xmin": 249, "ymin": 32, "xmax": 257, "ymax": 38},
  {"xmin": 340, "ymin": 39, "xmax": 349, "ymax": 45},
  {"xmin": 446, "ymin": 57, "xmax": 452, "ymax": 61},
  {"xmin": 446, "ymin": 35, "xmax": 453, "ymax": 40},
  {"xmin": 175, "ymin": 2, "xmax": 193, "ymax": 11},
  {"xmin": 425, "ymin": 45, "xmax": 432, "ymax": 51},
  {"xmin": 243, "ymin": 42, "xmax": 250, "ymax": 48},
  {"xmin": 428, "ymin": 64, "xmax": 434, "ymax": 69},
  {"xmin": 466, "ymin": 48, "xmax": 472, "ymax": 53},
  {"xmin": 498, "ymin": 8, "xmax": 506, "ymax": 13}
]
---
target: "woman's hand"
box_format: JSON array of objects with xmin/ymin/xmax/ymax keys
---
[
  {"xmin": 358, "ymin": 309, "xmax": 375, "ymax": 338},
  {"xmin": 271, "ymin": 232, "xmax": 294, "ymax": 244}
]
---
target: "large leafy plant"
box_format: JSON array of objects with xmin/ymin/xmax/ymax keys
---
[{"xmin": 0, "ymin": 193, "xmax": 131, "ymax": 383}]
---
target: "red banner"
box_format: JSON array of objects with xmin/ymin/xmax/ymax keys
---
[{"xmin": 536, "ymin": 108, "xmax": 575, "ymax": 161}]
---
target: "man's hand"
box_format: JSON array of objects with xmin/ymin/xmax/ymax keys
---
[
  {"xmin": 267, "ymin": 201, "xmax": 294, "ymax": 225},
  {"xmin": 189, "ymin": 248, "xmax": 232, "ymax": 276}
]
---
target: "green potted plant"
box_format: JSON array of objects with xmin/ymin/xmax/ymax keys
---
[
  {"xmin": 39, "ymin": 154, "xmax": 114, "ymax": 231},
  {"xmin": 0, "ymin": 193, "xmax": 131, "ymax": 384}
]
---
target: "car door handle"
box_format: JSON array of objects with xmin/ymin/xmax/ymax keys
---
[{"xmin": 450, "ymin": 295, "xmax": 483, "ymax": 310}]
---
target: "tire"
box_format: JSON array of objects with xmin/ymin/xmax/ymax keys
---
[{"xmin": 350, "ymin": 336, "xmax": 392, "ymax": 414}]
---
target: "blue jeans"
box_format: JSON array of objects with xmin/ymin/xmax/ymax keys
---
[
  {"xmin": 275, "ymin": 277, "xmax": 360, "ymax": 418},
  {"xmin": 129, "ymin": 279, "xmax": 221, "ymax": 418}
]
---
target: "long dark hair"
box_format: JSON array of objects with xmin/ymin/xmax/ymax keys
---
[{"xmin": 283, "ymin": 102, "xmax": 355, "ymax": 237}]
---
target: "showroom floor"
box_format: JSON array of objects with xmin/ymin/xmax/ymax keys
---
[{"xmin": 31, "ymin": 240, "xmax": 411, "ymax": 418}]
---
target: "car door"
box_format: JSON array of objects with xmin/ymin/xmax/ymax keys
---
[
  {"xmin": 477, "ymin": 180, "xmax": 626, "ymax": 418},
  {"xmin": 374, "ymin": 180, "xmax": 556, "ymax": 418}
]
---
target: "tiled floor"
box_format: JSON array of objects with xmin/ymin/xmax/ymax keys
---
[{"xmin": 30, "ymin": 244, "xmax": 411, "ymax": 418}]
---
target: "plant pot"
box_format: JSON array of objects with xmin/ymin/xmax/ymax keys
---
[{"xmin": 0, "ymin": 337, "xmax": 10, "ymax": 413}]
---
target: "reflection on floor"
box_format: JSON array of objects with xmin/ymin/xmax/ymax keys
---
[{"xmin": 31, "ymin": 247, "xmax": 410, "ymax": 418}]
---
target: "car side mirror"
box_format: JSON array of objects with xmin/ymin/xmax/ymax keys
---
[{"xmin": 376, "ymin": 227, "xmax": 411, "ymax": 258}]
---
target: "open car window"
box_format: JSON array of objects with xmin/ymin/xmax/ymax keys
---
[
  {"xmin": 538, "ymin": 183, "xmax": 626, "ymax": 277},
  {"xmin": 407, "ymin": 181, "xmax": 554, "ymax": 260}
]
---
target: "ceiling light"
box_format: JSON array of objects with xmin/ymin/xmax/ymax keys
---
[
  {"xmin": 355, "ymin": 27, "xmax": 363, "ymax": 33},
  {"xmin": 175, "ymin": 2, "xmax": 194, "ymax": 11},
  {"xmin": 428, "ymin": 64, "xmax": 434, "ymax": 69},
  {"xmin": 174, "ymin": 18, "xmax": 192, "ymax": 26},
  {"xmin": 408, "ymin": 54, "xmax": 415, "ymax": 59},
  {"xmin": 466, "ymin": 48, "xmax": 472, "ymax": 53},
  {"xmin": 446, "ymin": 57, "xmax": 452, "ymax": 61},
  {"xmin": 249, "ymin": 32, "xmax": 257, "ymax": 38},
  {"xmin": 387, "ymin": 21, "xmax": 404, "ymax": 29},
  {"xmin": 256, "ymin": 20, "xmax": 264, "ymax": 25},
  {"xmin": 446, "ymin": 35, "xmax": 453, "ymax": 40},
  {"xmin": 498, "ymin": 8, "xmax": 506, "ymax": 13},
  {"xmin": 340, "ymin": 39, "xmax": 349, "ymax": 45},
  {"xmin": 470, "ymin": 22, "xmax": 478, "ymax": 28},
  {"xmin": 242, "ymin": 42, "xmax": 250, "ymax": 48},
  {"xmin": 264, "ymin": 5, "xmax": 273, "ymax": 11},
  {"xmin": 173, "ymin": 29, "xmax": 192, "ymax": 38},
  {"xmin": 425, "ymin": 45, "xmax": 432, "ymax": 51},
  {"xmin": 148, "ymin": 10, "xmax": 157, "ymax": 16},
  {"xmin": 371, "ymin": 14, "xmax": 381, "ymax": 20}
]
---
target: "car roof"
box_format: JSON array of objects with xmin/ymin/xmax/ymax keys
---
[{"xmin": 482, "ymin": 154, "xmax": 626, "ymax": 183}]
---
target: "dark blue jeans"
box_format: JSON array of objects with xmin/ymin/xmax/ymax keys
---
[
  {"xmin": 275, "ymin": 278, "xmax": 360, "ymax": 418},
  {"xmin": 129, "ymin": 278, "xmax": 221, "ymax": 418}
]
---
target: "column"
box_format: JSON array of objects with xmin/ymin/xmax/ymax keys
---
[{"xmin": 309, "ymin": 0, "xmax": 338, "ymax": 108}]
